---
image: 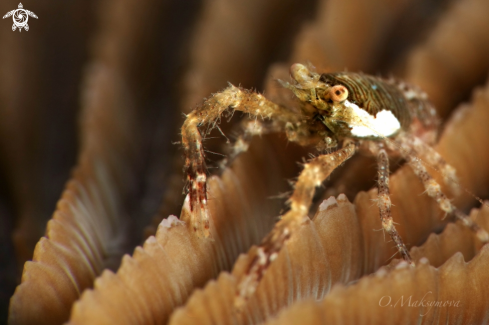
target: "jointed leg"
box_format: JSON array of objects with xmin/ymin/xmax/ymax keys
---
[
  {"xmin": 397, "ymin": 135, "xmax": 489, "ymax": 242},
  {"xmin": 410, "ymin": 136, "xmax": 460, "ymax": 196},
  {"xmin": 407, "ymin": 155, "xmax": 488, "ymax": 242},
  {"xmin": 235, "ymin": 141, "xmax": 356, "ymax": 307},
  {"xmin": 377, "ymin": 149, "xmax": 413, "ymax": 266},
  {"xmin": 182, "ymin": 85, "xmax": 301, "ymax": 237},
  {"xmin": 220, "ymin": 119, "xmax": 280, "ymax": 168},
  {"xmin": 221, "ymin": 116, "xmax": 325, "ymax": 170}
]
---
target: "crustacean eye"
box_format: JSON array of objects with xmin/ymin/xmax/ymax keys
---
[
  {"xmin": 329, "ymin": 85, "xmax": 349, "ymax": 102},
  {"xmin": 289, "ymin": 63, "xmax": 312, "ymax": 84}
]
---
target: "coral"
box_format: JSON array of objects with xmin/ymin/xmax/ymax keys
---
[{"xmin": 2, "ymin": 0, "xmax": 489, "ymax": 324}]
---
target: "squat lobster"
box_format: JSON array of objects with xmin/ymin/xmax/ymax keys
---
[{"xmin": 181, "ymin": 63, "xmax": 489, "ymax": 304}]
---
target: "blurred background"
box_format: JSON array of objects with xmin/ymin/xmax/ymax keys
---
[{"xmin": 1, "ymin": 0, "xmax": 489, "ymax": 323}]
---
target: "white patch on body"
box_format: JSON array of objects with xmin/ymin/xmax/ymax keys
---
[{"xmin": 343, "ymin": 100, "xmax": 401, "ymax": 138}]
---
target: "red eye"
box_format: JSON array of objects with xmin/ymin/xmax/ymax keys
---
[{"xmin": 330, "ymin": 85, "xmax": 348, "ymax": 102}]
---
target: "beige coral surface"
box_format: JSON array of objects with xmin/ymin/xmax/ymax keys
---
[{"xmin": 2, "ymin": 0, "xmax": 489, "ymax": 324}]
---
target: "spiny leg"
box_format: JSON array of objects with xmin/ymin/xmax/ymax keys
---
[
  {"xmin": 397, "ymin": 135, "xmax": 489, "ymax": 242},
  {"xmin": 223, "ymin": 115, "xmax": 325, "ymax": 168},
  {"xmin": 182, "ymin": 85, "xmax": 301, "ymax": 237},
  {"xmin": 220, "ymin": 119, "xmax": 280, "ymax": 168},
  {"xmin": 377, "ymin": 149, "xmax": 413, "ymax": 266},
  {"xmin": 410, "ymin": 136, "xmax": 460, "ymax": 196},
  {"xmin": 235, "ymin": 141, "xmax": 356, "ymax": 307}
]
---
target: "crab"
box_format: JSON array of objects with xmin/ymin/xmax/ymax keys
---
[{"xmin": 181, "ymin": 63, "xmax": 489, "ymax": 304}]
